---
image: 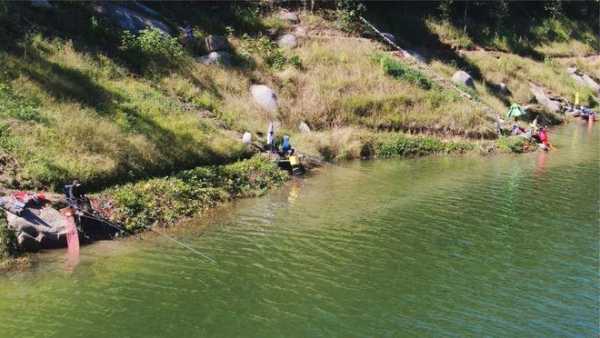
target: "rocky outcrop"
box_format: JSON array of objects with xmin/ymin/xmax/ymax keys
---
[
  {"xmin": 567, "ymin": 67, "xmax": 600, "ymax": 94},
  {"xmin": 93, "ymin": 2, "xmax": 172, "ymax": 35},
  {"xmin": 198, "ymin": 51, "xmax": 232, "ymax": 66},
  {"xmin": 529, "ymin": 83, "xmax": 561, "ymax": 113},
  {"xmin": 251, "ymin": 85, "xmax": 278, "ymax": 113},
  {"xmin": 452, "ymin": 71, "xmax": 474, "ymax": 88},
  {"xmin": 277, "ymin": 34, "xmax": 298, "ymax": 49}
]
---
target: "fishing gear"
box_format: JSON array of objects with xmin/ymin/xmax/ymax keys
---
[{"xmin": 78, "ymin": 209, "xmax": 216, "ymax": 264}]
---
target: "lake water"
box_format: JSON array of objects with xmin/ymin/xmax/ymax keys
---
[{"xmin": 0, "ymin": 123, "xmax": 598, "ymax": 337}]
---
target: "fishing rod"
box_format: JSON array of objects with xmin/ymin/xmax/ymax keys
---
[{"xmin": 78, "ymin": 209, "xmax": 217, "ymax": 264}]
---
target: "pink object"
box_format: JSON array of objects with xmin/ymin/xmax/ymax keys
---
[{"xmin": 62, "ymin": 208, "xmax": 80, "ymax": 257}]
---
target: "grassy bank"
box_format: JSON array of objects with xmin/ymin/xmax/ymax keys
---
[{"xmin": 99, "ymin": 156, "xmax": 287, "ymax": 232}]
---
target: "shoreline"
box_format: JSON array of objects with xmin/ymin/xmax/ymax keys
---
[{"xmin": 0, "ymin": 126, "xmax": 556, "ymax": 272}]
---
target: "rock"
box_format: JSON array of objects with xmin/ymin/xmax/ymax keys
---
[
  {"xmin": 31, "ymin": 0, "xmax": 52, "ymax": 9},
  {"xmin": 242, "ymin": 132, "xmax": 252, "ymax": 144},
  {"xmin": 279, "ymin": 11, "xmax": 299, "ymax": 23},
  {"xmin": 250, "ymin": 85, "xmax": 278, "ymax": 113},
  {"xmin": 381, "ymin": 32, "xmax": 397, "ymax": 44},
  {"xmin": 6, "ymin": 206, "xmax": 70, "ymax": 251},
  {"xmin": 452, "ymin": 71, "xmax": 475, "ymax": 88},
  {"xmin": 198, "ymin": 51, "xmax": 232, "ymax": 66},
  {"xmin": 277, "ymin": 34, "xmax": 298, "ymax": 49},
  {"xmin": 529, "ymin": 83, "xmax": 561, "ymax": 113},
  {"xmin": 582, "ymin": 74, "xmax": 600, "ymax": 93},
  {"xmin": 294, "ymin": 26, "xmax": 308, "ymax": 37},
  {"xmin": 298, "ymin": 121, "xmax": 311, "ymax": 133},
  {"xmin": 567, "ymin": 67, "xmax": 600, "ymax": 93},
  {"xmin": 93, "ymin": 3, "xmax": 172, "ymax": 35},
  {"xmin": 204, "ymin": 35, "xmax": 229, "ymax": 52}
]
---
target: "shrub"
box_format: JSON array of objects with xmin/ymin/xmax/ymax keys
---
[
  {"xmin": 496, "ymin": 136, "xmax": 529, "ymax": 153},
  {"xmin": 107, "ymin": 156, "xmax": 288, "ymax": 231},
  {"xmin": 335, "ymin": 0, "xmax": 366, "ymax": 33},
  {"xmin": 239, "ymin": 35, "xmax": 301, "ymax": 70},
  {"xmin": 0, "ymin": 215, "xmax": 17, "ymax": 260},
  {"xmin": 120, "ymin": 28, "xmax": 185, "ymax": 73},
  {"xmin": 376, "ymin": 135, "xmax": 473, "ymax": 158},
  {"xmin": 0, "ymin": 83, "xmax": 45, "ymax": 123},
  {"xmin": 378, "ymin": 55, "xmax": 433, "ymax": 90}
]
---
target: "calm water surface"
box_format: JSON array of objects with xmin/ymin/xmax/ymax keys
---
[{"xmin": 0, "ymin": 123, "xmax": 598, "ymax": 337}]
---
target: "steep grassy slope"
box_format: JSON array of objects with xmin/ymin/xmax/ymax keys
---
[{"xmin": 0, "ymin": 2, "xmax": 597, "ymax": 190}]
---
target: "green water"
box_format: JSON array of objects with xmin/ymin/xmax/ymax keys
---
[{"xmin": 1, "ymin": 123, "xmax": 598, "ymax": 337}]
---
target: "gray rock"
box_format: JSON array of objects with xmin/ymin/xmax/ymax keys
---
[
  {"xmin": 31, "ymin": 0, "xmax": 52, "ymax": 9},
  {"xmin": 298, "ymin": 121, "xmax": 311, "ymax": 133},
  {"xmin": 279, "ymin": 11, "xmax": 299, "ymax": 23},
  {"xmin": 6, "ymin": 206, "xmax": 70, "ymax": 251},
  {"xmin": 250, "ymin": 85, "xmax": 278, "ymax": 113},
  {"xmin": 93, "ymin": 3, "xmax": 172, "ymax": 35},
  {"xmin": 294, "ymin": 26, "xmax": 308, "ymax": 37},
  {"xmin": 498, "ymin": 82, "xmax": 510, "ymax": 95},
  {"xmin": 582, "ymin": 74, "xmax": 600, "ymax": 93},
  {"xmin": 198, "ymin": 51, "xmax": 232, "ymax": 66},
  {"xmin": 452, "ymin": 71, "xmax": 475, "ymax": 88},
  {"xmin": 277, "ymin": 34, "xmax": 298, "ymax": 49},
  {"xmin": 529, "ymin": 83, "xmax": 561, "ymax": 113},
  {"xmin": 204, "ymin": 35, "xmax": 229, "ymax": 52}
]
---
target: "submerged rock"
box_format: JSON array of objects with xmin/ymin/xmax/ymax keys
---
[
  {"xmin": 452, "ymin": 71, "xmax": 475, "ymax": 88},
  {"xmin": 250, "ymin": 85, "xmax": 278, "ymax": 113},
  {"xmin": 278, "ymin": 34, "xmax": 298, "ymax": 49}
]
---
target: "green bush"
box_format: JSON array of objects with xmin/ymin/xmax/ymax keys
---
[
  {"xmin": 496, "ymin": 136, "xmax": 529, "ymax": 153},
  {"xmin": 120, "ymin": 28, "xmax": 185, "ymax": 73},
  {"xmin": 378, "ymin": 55, "xmax": 433, "ymax": 90},
  {"xmin": 0, "ymin": 83, "xmax": 45, "ymax": 123},
  {"xmin": 106, "ymin": 156, "xmax": 288, "ymax": 231},
  {"xmin": 239, "ymin": 35, "xmax": 301, "ymax": 70},
  {"xmin": 376, "ymin": 135, "xmax": 473, "ymax": 158},
  {"xmin": 0, "ymin": 215, "xmax": 17, "ymax": 260},
  {"xmin": 335, "ymin": 0, "xmax": 366, "ymax": 33}
]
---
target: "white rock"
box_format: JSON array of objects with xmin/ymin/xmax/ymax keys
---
[
  {"xmin": 298, "ymin": 121, "xmax": 311, "ymax": 133},
  {"xmin": 198, "ymin": 51, "xmax": 232, "ymax": 66},
  {"xmin": 250, "ymin": 85, "xmax": 278, "ymax": 113},
  {"xmin": 452, "ymin": 71, "xmax": 475, "ymax": 88},
  {"xmin": 277, "ymin": 34, "xmax": 298, "ymax": 49},
  {"xmin": 279, "ymin": 11, "xmax": 299, "ymax": 23},
  {"xmin": 242, "ymin": 132, "xmax": 252, "ymax": 144}
]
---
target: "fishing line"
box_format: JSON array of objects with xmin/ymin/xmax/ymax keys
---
[{"xmin": 79, "ymin": 210, "xmax": 216, "ymax": 264}]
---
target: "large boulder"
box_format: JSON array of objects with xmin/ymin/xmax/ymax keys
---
[
  {"xmin": 277, "ymin": 34, "xmax": 298, "ymax": 49},
  {"xmin": 279, "ymin": 11, "xmax": 299, "ymax": 23},
  {"xmin": 567, "ymin": 67, "xmax": 600, "ymax": 93},
  {"xmin": 250, "ymin": 85, "xmax": 278, "ymax": 113},
  {"xmin": 452, "ymin": 71, "xmax": 475, "ymax": 88},
  {"xmin": 204, "ymin": 35, "xmax": 229, "ymax": 52},
  {"xmin": 198, "ymin": 51, "xmax": 232, "ymax": 66},
  {"xmin": 529, "ymin": 83, "xmax": 561, "ymax": 113},
  {"xmin": 93, "ymin": 3, "xmax": 172, "ymax": 35}
]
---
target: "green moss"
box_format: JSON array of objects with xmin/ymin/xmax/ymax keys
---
[
  {"xmin": 105, "ymin": 156, "xmax": 288, "ymax": 231},
  {"xmin": 377, "ymin": 54, "xmax": 433, "ymax": 90},
  {"xmin": 0, "ymin": 213, "xmax": 17, "ymax": 261},
  {"xmin": 496, "ymin": 136, "xmax": 530, "ymax": 153}
]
